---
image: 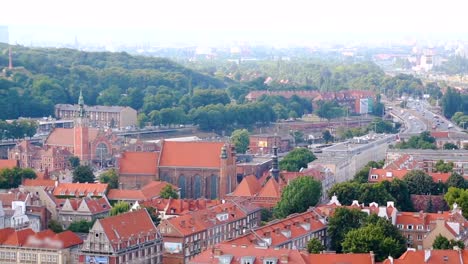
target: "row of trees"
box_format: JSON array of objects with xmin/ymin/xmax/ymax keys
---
[
  {"xmin": 0, "ymin": 167, "xmax": 36, "ymax": 189},
  {"xmin": 394, "ymin": 131, "xmax": 436, "ymax": 149},
  {"xmin": 0, "ymin": 120, "xmax": 37, "ymax": 140},
  {"xmin": 441, "ymin": 87, "xmax": 468, "ymax": 119}
]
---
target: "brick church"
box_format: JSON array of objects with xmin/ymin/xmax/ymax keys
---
[{"xmin": 10, "ymin": 90, "xmax": 118, "ymax": 172}]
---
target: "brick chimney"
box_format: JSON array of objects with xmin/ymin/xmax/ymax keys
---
[
  {"xmin": 280, "ymin": 254, "xmax": 288, "ymax": 264},
  {"xmin": 213, "ymin": 247, "xmax": 222, "ymax": 257},
  {"xmin": 370, "ymin": 251, "xmax": 375, "ymax": 264}
]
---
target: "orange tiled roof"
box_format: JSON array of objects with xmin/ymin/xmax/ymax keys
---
[
  {"xmin": 368, "ymin": 168, "xmax": 409, "ymax": 182},
  {"xmin": 45, "ymin": 127, "xmax": 99, "ymax": 146},
  {"xmin": 24, "ymin": 229, "xmax": 82, "ymax": 249},
  {"xmin": 309, "ymin": 253, "xmax": 374, "ymax": 264},
  {"xmin": 97, "ymin": 209, "xmax": 158, "ymax": 251},
  {"xmin": 53, "ymin": 182, "xmax": 108, "ymax": 197},
  {"xmin": 430, "ymin": 131, "xmax": 450, "ymax": 139},
  {"xmin": 1, "ymin": 228, "xmax": 35, "ymax": 246},
  {"xmin": 107, "ymin": 181, "xmax": 176, "ymax": 201},
  {"xmin": 383, "ymin": 249, "xmax": 465, "ymax": 264},
  {"xmin": 118, "ymin": 152, "xmax": 158, "ymax": 175},
  {"xmin": 0, "ymin": 159, "xmax": 17, "ymax": 169},
  {"xmin": 188, "ymin": 243, "xmax": 308, "ymax": 264},
  {"xmin": 159, "ymin": 141, "xmax": 225, "ymax": 168},
  {"xmin": 0, "ymin": 191, "xmax": 29, "ymax": 207},
  {"xmin": 141, "ymin": 198, "xmax": 221, "ymax": 215},
  {"xmin": 23, "ymin": 179, "xmax": 56, "ymax": 187},
  {"xmin": 257, "ymin": 178, "xmax": 280, "ymax": 198},
  {"xmin": 230, "ymin": 175, "xmax": 261, "ymax": 196},
  {"xmin": 428, "ymin": 172, "xmax": 451, "ymax": 183}
]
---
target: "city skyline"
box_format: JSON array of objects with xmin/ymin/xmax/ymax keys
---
[{"xmin": 2, "ymin": 0, "xmax": 468, "ymax": 46}]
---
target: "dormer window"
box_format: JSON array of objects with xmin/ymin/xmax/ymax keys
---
[
  {"xmin": 407, "ymin": 225, "xmax": 413, "ymax": 230},
  {"xmin": 264, "ymin": 258, "xmax": 278, "ymax": 264},
  {"xmin": 417, "ymin": 225, "xmax": 424, "ymax": 230},
  {"xmin": 241, "ymin": 256, "xmax": 255, "ymax": 264},
  {"xmin": 370, "ymin": 174, "xmax": 378, "ymax": 180},
  {"xmin": 219, "ymin": 255, "xmax": 233, "ymax": 264}
]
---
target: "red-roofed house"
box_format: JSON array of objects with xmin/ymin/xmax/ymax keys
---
[
  {"xmin": 118, "ymin": 151, "xmax": 159, "ymax": 189},
  {"xmin": 188, "ymin": 243, "xmax": 309, "ymax": 264},
  {"xmin": 228, "ymin": 208, "xmax": 327, "ymax": 251},
  {"xmin": 0, "ymin": 227, "xmax": 82, "ymax": 263},
  {"xmin": 158, "ymin": 141, "xmax": 237, "ymax": 199},
  {"xmin": 53, "ymin": 182, "xmax": 108, "ymax": 197},
  {"xmin": 159, "ymin": 201, "xmax": 261, "ymax": 264},
  {"xmin": 383, "ymin": 249, "xmax": 466, "ymax": 264},
  {"xmin": 107, "ymin": 181, "xmax": 179, "ymax": 205},
  {"xmin": 141, "ymin": 198, "xmax": 222, "ymax": 219},
  {"xmin": 368, "ymin": 168, "xmax": 451, "ymax": 183},
  {"xmin": 57, "ymin": 197, "xmax": 111, "ymax": 229},
  {"xmin": 80, "ymin": 209, "xmax": 163, "ymax": 264},
  {"xmin": 0, "ymin": 159, "xmax": 18, "ymax": 169}
]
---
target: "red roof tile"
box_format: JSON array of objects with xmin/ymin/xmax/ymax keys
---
[
  {"xmin": 53, "ymin": 183, "xmax": 108, "ymax": 197},
  {"xmin": 0, "ymin": 159, "xmax": 17, "ymax": 169},
  {"xmin": 24, "ymin": 230, "xmax": 82, "ymax": 249},
  {"xmin": 230, "ymin": 175, "xmax": 261, "ymax": 196},
  {"xmin": 107, "ymin": 181, "xmax": 176, "ymax": 201},
  {"xmin": 309, "ymin": 253, "xmax": 375, "ymax": 264},
  {"xmin": 97, "ymin": 209, "xmax": 158, "ymax": 251},
  {"xmin": 188, "ymin": 243, "xmax": 308, "ymax": 264},
  {"xmin": 430, "ymin": 131, "xmax": 450, "ymax": 139},
  {"xmin": 118, "ymin": 152, "xmax": 158, "ymax": 175},
  {"xmin": 368, "ymin": 168, "xmax": 409, "ymax": 182},
  {"xmin": 1, "ymin": 228, "xmax": 35, "ymax": 246},
  {"xmin": 383, "ymin": 249, "xmax": 464, "ymax": 264},
  {"xmin": 141, "ymin": 198, "xmax": 221, "ymax": 216},
  {"xmin": 45, "ymin": 127, "xmax": 99, "ymax": 146},
  {"xmin": 159, "ymin": 141, "xmax": 225, "ymax": 168},
  {"xmin": 258, "ymin": 178, "xmax": 280, "ymax": 198},
  {"xmin": 23, "ymin": 179, "xmax": 56, "ymax": 187}
]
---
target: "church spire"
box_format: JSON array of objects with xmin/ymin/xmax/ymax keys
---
[
  {"xmin": 271, "ymin": 146, "xmax": 279, "ymax": 181},
  {"xmin": 77, "ymin": 88, "xmax": 85, "ymax": 118}
]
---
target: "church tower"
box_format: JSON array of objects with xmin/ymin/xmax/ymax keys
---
[{"xmin": 73, "ymin": 89, "xmax": 90, "ymax": 164}]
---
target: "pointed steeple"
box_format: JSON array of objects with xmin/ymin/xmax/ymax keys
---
[
  {"xmin": 77, "ymin": 88, "xmax": 85, "ymax": 118},
  {"xmin": 271, "ymin": 146, "xmax": 279, "ymax": 181}
]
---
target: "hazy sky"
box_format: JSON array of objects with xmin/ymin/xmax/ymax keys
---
[{"xmin": 2, "ymin": 0, "xmax": 468, "ymax": 45}]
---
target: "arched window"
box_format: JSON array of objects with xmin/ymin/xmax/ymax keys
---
[
  {"xmin": 161, "ymin": 173, "xmax": 171, "ymax": 184},
  {"xmin": 193, "ymin": 175, "xmax": 202, "ymax": 199},
  {"xmin": 210, "ymin": 175, "xmax": 218, "ymax": 199},
  {"xmin": 95, "ymin": 143, "xmax": 108, "ymax": 159},
  {"xmin": 178, "ymin": 175, "xmax": 186, "ymax": 199}
]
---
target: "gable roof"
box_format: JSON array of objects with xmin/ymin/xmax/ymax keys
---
[
  {"xmin": 96, "ymin": 209, "xmax": 158, "ymax": 251},
  {"xmin": 24, "ymin": 230, "xmax": 83, "ymax": 249},
  {"xmin": 118, "ymin": 152, "xmax": 159, "ymax": 175},
  {"xmin": 159, "ymin": 141, "xmax": 225, "ymax": 168},
  {"xmin": 23, "ymin": 179, "xmax": 56, "ymax": 187},
  {"xmin": 0, "ymin": 159, "xmax": 18, "ymax": 169},
  {"xmin": 141, "ymin": 198, "xmax": 221, "ymax": 216},
  {"xmin": 257, "ymin": 178, "xmax": 280, "ymax": 198},
  {"xmin": 230, "ymin": 175, "xmax": 261, "ymax": 196},
  {"xmin": 45, "ymin": 127, "xmax": 99, "ymax": 147},
  {"xmin": 430, "ymin": 131, "xmax": 450, "ymax": 139},
  {"xmin": 369, "ymin": 169, "xmax": 451, "ymax": 183},
  {"xmin": 53, "ymin": 183, "xmax": 108, "ymax": 197},
  {"xmin": 383, "ymin": 249, "xmax": 464, "ymax": 264}
]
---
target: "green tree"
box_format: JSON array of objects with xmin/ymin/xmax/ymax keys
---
[
  {"xmin": 141, "ymin": 206, "xmax": 160, "ymax": 226},
  {"xmin": 279, "ymin": 148, "xmax": 316, "ymax": 172},
  {"xmin": 432, "ymin": 234, "xmax": 465, "ymax": 249},
  {"xmin": 68, "ymin": 156, "xmax": 80, "ymax": 169},
  {"xmin": 322, "ymin": 130, "xmax": 334, "ymax": 143},
  {"xmin": 443, "ymin": 142, "xmax": 459, "ymax": 150},
  {"xmin": 307, "ymin": 237, "xmax": 325, "ymax": 253},
  {"xmin": 72, "ymin": 165, "xmax": 95, "ymax": 183},
  {"xmin": 380, "ymin": 179, "xmax": 414, "ymax": 211},
  {"xmin": 328, "ymin": 208, "xmax": 368, "ymax": 252},
  {"xmin": 110, "ymin": 201, "xmax": 130, "ymax": 216},
  {"xmin": 434, "ymin": 160, "xmax": 454, "ymax": 173},
  {"xmin": 442, "ymin": 87, "xmax": 462, "ymax": 118},
  {"xmin": 328, "ymin": 181, "xmax": 362, "ymax": 205},
  {"xmin": 403, "ymin": 170, "xmax": 435, "ymax": 195},
  {"xmin": 260, "ymin": 208, "xmax": 274, "ymax": 223},
  {"xmin": 444, "ymin": 187, "xmax": 468, "ymax": 218},
  {"xmin": 0, "ymin": 167, "xmax": 37, "ymax": 189},
  {"xmin": 231, "ymin": 129, "xmax": 250, "ymax": 154},
  {"xmin": 99, "ymin": 169, "xmax": 119, "ymax": 189},
  {"xmin": 273, "ymin": 176, "xmax": 322, "ymax": 218},
  {"xmin": 67, "ymin": 219, "xmax": 94, "ymax": 233},
  {"xmin": 446, "ymin": 172, "xmax": 466, "ymax": 189},
  {"xmin": 315, "ymin": 100, "xmax": 344, "ymax": 122},
  {"xmin": 48, "ymin": 219, "xmax": 63, "ymax": 233},
  {"xmin": 342, "ymin": 215, "xmax": 406, "ymax": 262},
  {"xmin": 159, "ymin": 184, "xmax": 179, "ymax": 199}
]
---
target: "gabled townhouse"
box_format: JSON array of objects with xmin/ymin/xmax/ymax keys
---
[
  {"xmin": 56, "ymin": 197, "xmax": 111, "ymax": 229},
  {"xmin": 227, "ymin": 208, "xmax": 327, "ymax": 251},
  {"xmin": 395, "ymin": 204, "xmax": 468, "ymax": 250},
  {"xmin": 158, "ymin": 201, "xmax": 261, "ymax": 264},
  {"xmin": 80, "ymin": 209, "xmax": 163, "ymax": 264},
  {"xmin": 368, "ymin": 168, "xmax": 452, "ymax": 184},
  {"xmin": 0, "ymin": 227, "xmax": 83, "ymax": 264}
]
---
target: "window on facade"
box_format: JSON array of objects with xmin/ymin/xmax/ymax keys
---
[
  {"xmin": 417, "ymin": 235, "xmax": 423, "ymax": 241},
  {"xmin": 370, "ymin": 174, "xmax": 378, "ymax": 180},
  {"xmin": 178, "ymin": 175, "xmax": 186, "ymax": 199},
  {"xmin": 194, "ymin": 175, "xmax": 202, "ymax": 199},
  {"xmin": 407, "ymin": 225, "xmax": 413, "ymax": 230},
  {"xmin": 417, "ymin": 225, "xmax": 424, "ymax": 230}
]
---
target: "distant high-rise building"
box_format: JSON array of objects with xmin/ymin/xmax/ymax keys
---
[{"xmin": 0, "ymin": 25, "xmax": 9, "ymax": 44}]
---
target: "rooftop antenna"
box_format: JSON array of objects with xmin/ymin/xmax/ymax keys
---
[{"xmin": 8, "ymin": 46, "xmax": 13, "ymax": 69}]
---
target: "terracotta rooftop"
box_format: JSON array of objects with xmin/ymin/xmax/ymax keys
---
[
  {"xmin": 45, "ymin": 127, "xmax": 99, "ymax": 147},
  {"xmin": 0, "ymin": 191, "xmax": 29, "ymax": 207},
  {"xmin": 369, "ymin": 169, "xmax": 451, "ymax": 183},
  {"xmin": 309, "ymin": 252, "xmax": 375, "ymax": 264},
  {"xmin": 118, "ymin": 151, "xmax": 159, "ymax": 175},
  {"xmin": 96, "ymin": 209, "xmax": 158, "ymax": 251},
  {"xmin": 23, "ymin": 179, "xmax": 56, "ymax": 187},
  {"xmin": 230, "ymin": 175, "xmax": 261, "ymax": 196},
  {"xmin": 107, "ymin": 181, "xmax": 176, "ymax": 201},
  {"xmin": 159, "ymin": 141, "xmax": 226, "ymax": 168},
  {"xmin": 257, "ymin": 178, "xmax": 281, "ymax": 198},
  {"xmin": 0, "ymin": 228, "xmax": 82, "ymax": 248},
  {"xmin": 188, "ymin": 243, "xmax": 308, "ymax": 264},
  {"xmin": 141, "ymin": 198, "xmax": 221, "ymax": 216},
  {"xmin": 383, "ymin": 249, "xmax": 467, "ymax": 264},
  {"xmin": 53, "ymin": 182, "xmax": 108, "ymax": 197},
  {"xmin": 0, "ymin": 159, "xmax": 18, "ymax": 169},
  {"xmin": 430, "ymin": 131, "xmax": 450, "ymax": 139}
]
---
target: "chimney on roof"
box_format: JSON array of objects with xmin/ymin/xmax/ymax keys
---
[
  {"xmin": 388, "ymin": 256, "xmax": 394, "ymax": 264},
  {"xmin": 213, "ymin": 247, "xmax": 222, "ymax": 257},
  {"xmin": 280, "ymin": 254, "xmax": 288, "ymax": 264},
  {"xmin": 370, "ymin": 251, "xmax": 375, "ymax": 264},
  {"xmin": 424, "ymin": 249, "xmax": 431, "ymax": 263},
  {"xmin": 271, "ymin": 146, "xmax": 279, "ymax": 182}
]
